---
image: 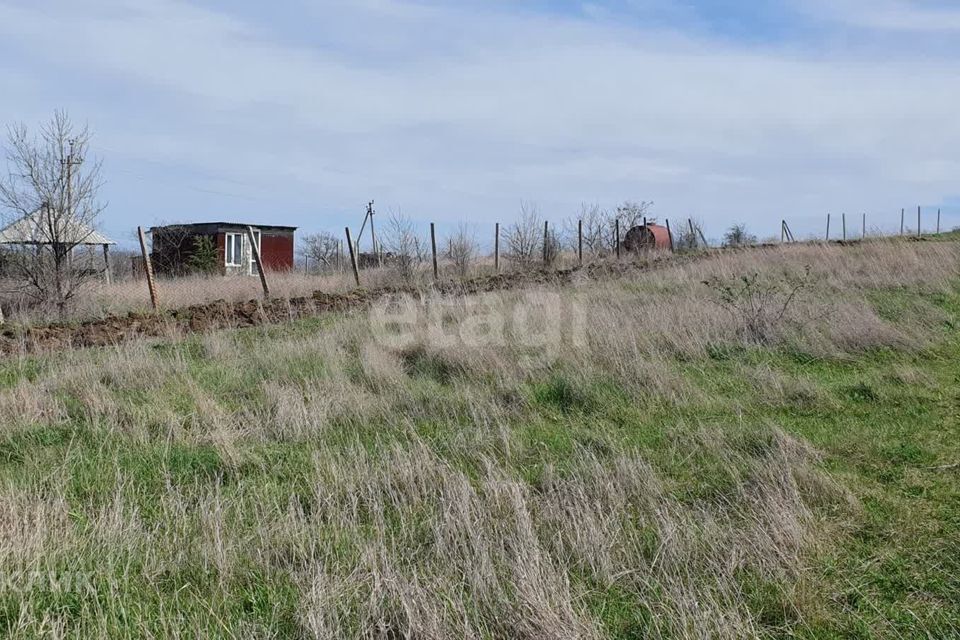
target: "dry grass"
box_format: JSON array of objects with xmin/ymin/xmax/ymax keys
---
[{"xmin": 0, "ymin": 238, "xmax": 956, "ymax": 637}]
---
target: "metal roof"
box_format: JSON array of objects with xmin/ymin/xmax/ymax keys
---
[
  {"xmin": 0, "ymin": 211, "xmax": 115, "ymax": 245},
  {"xmin": 150, "ymin": 222, "xmax": 298, "ymax": 233}
]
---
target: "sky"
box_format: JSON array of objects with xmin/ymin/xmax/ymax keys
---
[{"xmin": 1, "ymin": 0, "xmax": 959, "ymax": 247}]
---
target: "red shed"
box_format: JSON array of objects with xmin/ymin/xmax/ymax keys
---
[
  {"xmin": 150, "ymin": 222, "xmax": 296, "ymax": 276},
  {"xmin": 622, "ymin": 224, "xmax": 671, "ymax": 252}
]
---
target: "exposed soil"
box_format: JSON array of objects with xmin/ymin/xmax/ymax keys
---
[{"xmin": 0, "ymin": 249, "xmax": 736, "ymax": 357}]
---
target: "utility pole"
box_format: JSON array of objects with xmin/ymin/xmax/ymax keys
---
[
  {"xmin": 62, "ymin": 139, "xmax": 82, "ymax": 220},
  {"xmin": 367, "ymin": 201, "xmax": 382, "ymax": 268}
]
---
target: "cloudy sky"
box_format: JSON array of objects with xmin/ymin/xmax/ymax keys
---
[{"xmin": 1, "ymin": 0, "xmax": 958, "ymax": 246}]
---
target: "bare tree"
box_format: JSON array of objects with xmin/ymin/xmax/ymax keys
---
[
  {"xmin": 504, "ymin": 201, "xmax": 541, "ymax": 267},
  {"xmin": 300, "ymin": 231, "xmax": 341, "ymax": 273},
  {"xmin": 612, "ymin": 201, "xmax": 653, "ymax": 248},
  {"xmin": 0, "ymin": 112, "xmax": 106, "ymax": 316},
  {"xmin": 564, "ymin": 200, "xmax": 654, "ymax": 258},
  {"xmin": 446, "ymin": 223, "xmax": 477, "ymax": 279},
  {"xmin": 383, "ymin": 212, "xmax": 423, "ymax": 283},
  {"xmin": 564, "ymin": 203, "xmax": 607, "ymax": 257}
]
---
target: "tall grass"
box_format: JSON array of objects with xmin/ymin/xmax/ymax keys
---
[{"xmin": 0, "ymin": 239, "xmax": 956, "ymax": 637}]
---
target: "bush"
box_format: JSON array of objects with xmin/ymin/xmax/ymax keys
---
[
  {"xmin": 187, "ymin": 236, "xmax": 219, "ymax": 275},
  {"xmin": 723, "ymin": 224, "xmax": 757, "ymax": 248},
  {"xmin": 704, "ymin": 265, "xmax": 811, "ymax": 344}
]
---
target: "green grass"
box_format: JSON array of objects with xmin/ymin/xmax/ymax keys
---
[{"xmin": 0, "ymin": 270, "xmax": 958, "ymax": 637}]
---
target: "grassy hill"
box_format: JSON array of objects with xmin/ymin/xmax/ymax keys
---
[{"xmin": 0, "ymin": 239, "xmax": 957, "ymax": 638}]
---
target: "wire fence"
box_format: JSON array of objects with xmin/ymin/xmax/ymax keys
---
[{"xmin": 0, "ymin": 206, "xmax": 957, "ymax": 327}]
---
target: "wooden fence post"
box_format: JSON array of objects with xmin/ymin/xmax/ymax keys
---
[
  {"xmin": 937, "ymin": 208, "xmax": 941, "ymax": 234},
  {"xmin": 430, "ymin": 222, "xmax": 439, "ymax": 281},
  {"xmin": 494, "ymin": 222, "xmax": 500, "ymax": 273},
  {"xmin": 862, "ymin": 213, "xmax": 866, "ymax": 239},
  {"xmin": 900, "ymin": 208, "xmax": 904, "ymax": 236},
  {"xmin": 842, "ymin": 213, "xmax": 847, "ymax": 241},
  {"xmin": 665, "ymin": 219, "xmax": 674, "ymax": 252},
  {"xmin": 542, "ymin": 220, "xmax": 549, "ymax": 264},
  {"xmin": 917, "ymin": 206, "xmax": 921, "ymax": 238},
  {"xmin": 825, "ymin": 214, "xmax": 831, "ymax": 241},
  {"xmin": 345, "ymin": 227, "xmax": 360, "ymax": 286},
  {"xmin": 247, "ymin": 226, "xmax": 270, "ymax": 298},
  {"xmin": 102, "ymin": 244, "xmax": 112, "ymax": 285},
  {"xmin": 781, "ymin": 220, "xmax": 786, "ymax": 243},
  {"xmin": 137, "ymin": 226, "xmax": 159, "ymax": 311},
  {"xmin": 578, "ymin": 219, "xmax": 583, "ymax": 265},
  {"xmin": 615, "ymin": 219, "xmax": 620, "ymax": 259}
]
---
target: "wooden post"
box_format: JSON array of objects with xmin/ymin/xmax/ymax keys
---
[
  {"xmin": 494, "ymin": 222, "xmax": 500, "ymax": 273},
  {"xmin": 577, "ymin": 219, "xmax": 583, "ymax": 265},
  {"xmin": 862, "ymin": 213, "xmax": 866, "ymax": 239},
  {"xmin": 247, "ymin": 226, "xmax": 270, "ymax": 298},
  {"xmin": 825, "ymin": 214, "xmax": 831, "ymax": 241},
  {"xmin": 666, "ymin": 219, "xmax": 675, "ymax": 252},
  {"xmin": 900, "ymin": 208, "xmax": 904, "ymax": 236},
  {"xmin": 102, "ymin": 244, "xmax": 112, "ymax": 285},
  {"xmin": 543, "ymin": 220, "xmax": 549, "ymax": 264},
  {"xmin": 842, "ymin": 213, "xmax": 846, "ymax": 241},
  {"xmin": 781, "ymin": 220, "xmax": 786, "ymax": 243},
  {"xmin": 345, "ymin": 227, "xmax": 360, "ymax": 286},
  {"xmin": 937, "ymin": 208, "xmax": 941, "ymax": 234},
  {"xmin": 614, "ymin": 219, "xmax": 620, "ymax": 259},
  {"xmin": 917, "ymin": 205, "xmax": 921, "ymax": 238},
  {"xmin": 137, "ymin": 226, "xmax": 159, "ymax": 311},
  {"xmin": 430, "ymin": 222, "xmax": 438, "ymax": 281},
  {"xmin": 688, "ymin": 218, "xmax": 695, "ymax": 248}
]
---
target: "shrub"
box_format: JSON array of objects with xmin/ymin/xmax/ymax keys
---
[
  {"xmin": 723, "ymin": 224, "xmax": 757, "ymax": 248},
  {"xmin": 187, "ymin": 236, "xmax": 219, "ymax": 275},
  {"xmin": 704, "ymin": 265, "xmax": 811, "ymax": 344}
]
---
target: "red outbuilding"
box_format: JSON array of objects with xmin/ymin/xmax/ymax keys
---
[{"xmin": 150, "ymin": 222, "xmax": 296, "ymax": 276}]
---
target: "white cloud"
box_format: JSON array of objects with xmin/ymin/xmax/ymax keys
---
[
  {"xmin": 0, "ymin": 0, "xmax": 957, "ymax": 240},
  {"xmin": 801, "ymin": 0, "xmax": 960, "ymax": 32}
]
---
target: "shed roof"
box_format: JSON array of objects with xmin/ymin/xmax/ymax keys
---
[
  {"xmin": 0, "ymin": 211, "xmax": 114, "ymax": 245},
  {"xmin": 150, "ymin": 222, "xmax": 298, "ymax": 233}
]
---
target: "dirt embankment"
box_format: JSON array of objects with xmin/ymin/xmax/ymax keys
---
[{"xmin": 0, "ymin": 258, "xmax": 665, "ymax": 357}]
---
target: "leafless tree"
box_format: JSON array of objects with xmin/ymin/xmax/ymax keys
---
[
  {"xmin": 612, "ymin": 201, "xmax": 653, "ymax": 247},
  {"xmin": 148, "ymin": 223, "xmax": 199, "ymax": 276},
  {"xmin": 564, "ymin": 201, "xmax": 654, "ymax": 258},
  {"xmin": 0, "ymin": 111, "xmax": 106, "ymax": 316},
  {"xmin": 504, "ymin": 201, "xmax": 542, "ymax": 267},
  {"xmin": 564, "ymin": 203, "xmax": 607, "ymax": 256},
  {"xmin": 446, "ymin": 223, "xmax": 476, "ymax": 279},
  {"xmin": 300, "ymin": 231, "xmax": 341, "ymax": 273},
  {"xmin": 383, "ymin": 212, "xmax": 423, "ymax": 283}
]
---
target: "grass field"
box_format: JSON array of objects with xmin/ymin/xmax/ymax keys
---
[{"xmin": 0, "ymin": 239, "xmax": 957, "ymax": 638}]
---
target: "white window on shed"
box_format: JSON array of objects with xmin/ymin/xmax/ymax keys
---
[{"xmin": 225, "ymin": 232, "xmax": 244, "ymax": 266}]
